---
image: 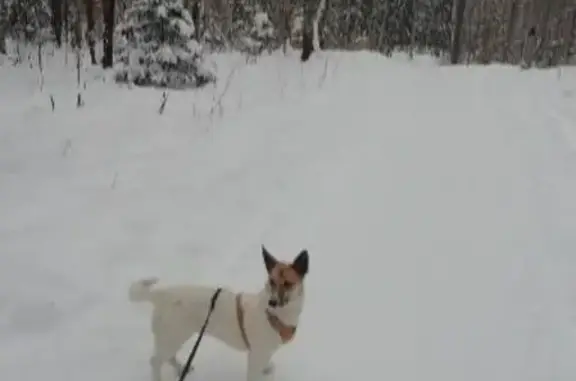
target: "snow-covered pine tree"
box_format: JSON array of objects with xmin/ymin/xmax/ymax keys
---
[
  {"xmin": 231, "ymin": 3, "xmax": 275, "ymax": 55},
  {"xmin": 0, "ymin": 0, "xmax": 51, "ymax": 45},
  {"xmin": 114, "ymin": 0, "xmax": 215, "ymax": 89},
  {"xmin": 0, "ymin": 0, "xmax": 10, "ymax": 55}
]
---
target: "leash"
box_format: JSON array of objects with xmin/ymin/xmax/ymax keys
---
[{"xmin": 177, "ymin": 287, "xmax": 223, "ymax": 381}]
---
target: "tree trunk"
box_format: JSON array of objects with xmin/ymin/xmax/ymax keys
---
[
  {"xmin": 75, "ymin": 0, "xmax": 83, "ymax": 86},
  {"xmin": 502, "ymin": 0, "xmax": 519, "ymax": 63},
  {"xmin": 312, "ymin": 0, "xmax": 326, "ymax": 51},
  {"xmin": 63, "ymin": 0, "xmax": 69, "ymax": 44},
  {"xmin": 51, "ymin": 0, "xmax": 63, "ymax": 46},
  {"xmin": 102, "ymin": 0, "xmax": 115, "ymax": 68},
  {"xmin": 408, "ymin": 0, "xmax": 417, "ymax": 59},
  {"xmin": 191, "ymin": 0, "xmax": 201, "ymax": 41},
  {"xmin": 533, "ymin": 0, "xmax": 554, "ymax": 66},
  {"xmin": 301, "ymin": 0, "xmax": 316, "ymax": 61},
  {"xmin": 563, "ymin": 8, "xmax": 576, "ymax": 63},
  {"xmin": 72, "ymin": 0, "xmax": 82, "ymax": 49},
  {"xmin": 0, "ymin": 0, "xmax": 6, "ymax": 55},
  {"xmin": 85, "ymin": 0, "xmax": 96, "ymax": 64},
  {"xmin": 278, "ymin": 0, "xmax": 291, "ymax": 54},
  {"xmin": 450, "ymin": 0, "xmax": 467, "ymax": 64}
]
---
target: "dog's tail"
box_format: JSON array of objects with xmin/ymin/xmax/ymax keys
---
[{"xmin": 128, "ymin": 277, "xmax": 159, "ymax": 303}]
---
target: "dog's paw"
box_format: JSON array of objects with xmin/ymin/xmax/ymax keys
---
[{"xmin": 263, "ymin": 363, "xmax": 275, "ymax": 375}]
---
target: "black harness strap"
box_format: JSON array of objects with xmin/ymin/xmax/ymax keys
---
[{"xmin": 178, "ymin": 287, "xmax": 223, "ymax": 381}]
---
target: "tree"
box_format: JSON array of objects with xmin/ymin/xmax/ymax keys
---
[
  {"xmin": 50, "ymin": 0, "xmax": 62, "ymax": 46},
  {"xmin": 227, "ymin": 2, "xmax": 276, "ymax": 54},
  {"xmin": 0, "ymin": 0, "xmax": 9, "ymax": 54},
  {"xmin": 114, "ymin": 0, "xmax": 216, "ymax": 89},
  {"xmin": 84, "ymin": 0, "xmax": 96, "ymax": 64},
  {"xmin": 450, "ymin": 0, "xmax": 466, "ymax": 64},
  {"xmin": 413, "ymin": 0, "xmax": 453, "ymax": 57},
  {"xmin": 1, "ymin": 0, "xmax": 52, "ymax": 44},
  {"xmin": 301, "ymin": 0, "xmax": 316, "ymax": 60},
  {"xmin": 102, "ymin": 0, "xmax": 115, "ymax": 68}
]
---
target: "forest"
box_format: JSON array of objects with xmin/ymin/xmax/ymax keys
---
[{"xmin": 1, "ymin": 0, "xmax": 575, "ymax": 88}]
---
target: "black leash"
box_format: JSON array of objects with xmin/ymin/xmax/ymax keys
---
[{"xmin": 177, "ymin": 287, "xmax": 223, "ymax": 381}]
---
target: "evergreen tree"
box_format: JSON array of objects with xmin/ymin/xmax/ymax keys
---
[
  {"xmin": 413, "ymin": 0, "xmax": 453, "ymax": 57},
  {"xmin": 0, "ymin": 0, "xmax": 10, "ymax": 54},
  {"xmin": 114, "ymin": 0, "xmax": 215, "ymax": 89},
  {"xmin": 231, "ymin": 3, "xmax": 275, "ymax": 53},
  {"xmin": 1, "ymin": 0, "xmax": 51, "ymax": 45}
]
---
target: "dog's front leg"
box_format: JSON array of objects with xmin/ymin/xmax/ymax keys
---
[
  {"xmin": 263, "ymin": 361, "xmax": 275, "ymax": 375},
  {"xmin": 149, "ymin": 355, "xmax": 163, "ymax": 381},
  {"xmin": 247, "ymin": 351, "xmax": 272, "ymax": 381}
]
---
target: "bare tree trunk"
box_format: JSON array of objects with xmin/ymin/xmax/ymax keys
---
[
  {"xmin": 450, "ymin": 0, "xmax": 467, "ymax": 64},
  {"xmin": 301, "ymin": 29, "xmax": 313, "ymax": 61},
  {"xmin": 301, "ymin": 0, "xmax": 316, "ymax": 61},
  {"xmin": 51, "ymin": 0, "xmax": 63, "ymax": 46},
  {"xmin": 63, "ymin": 0, "xmax": 69, "ymax": 44},
  {"xmin": 408, "ymin": 0, "xmax": 417, "ymax": 59},
  {"xmin": 85, "ymin": 0, "xmax": 97, "ymax": 64},
  {"xmin": 345, "ymin": 0, "xmax": 355, "ymax": 49},
  {"xmin": 102, "ymin": 0, "xmax": 115, "ymax": 68},
  {"xmin": 278, "ymin": 0, "xmax": 292, "ymax": 54},
  {"xmin": 0, "ymin": 0, "xmax": 6, "ymax": 55},
  {"xmin": 521, "ymin": 27, "xmax": 537, "ymax": 68},
  {"xmin": 503, "ymin": 0, "xmax": 520, "ymax": 64},
  {"xmin": 312, "ymin": 0, "xmax": 327, "ymax": 51},
  {"xmin": 534, "ymin": 0, "xmax": 554, "ymax": 66},
  {"xmin": 548, "ymin": 0, "xmax": 566, "ymax": 66},
  {"xmin": 478, "ymin": 23, "xmax": 491, "ymax": 64},
  {"xmin": 191, "ymin": 0, "xmax": 201, "ymax": 41},
  {"xmin": 562, "ymin": 7, "xmax": 576, "ymax": 64},
  {"xmin": 71, "ymin": 0, "xmax": 82, "ymax": 49},
  {"xmin": 75, "ymin": 0, "xmax": 82, "ymax": 85}
]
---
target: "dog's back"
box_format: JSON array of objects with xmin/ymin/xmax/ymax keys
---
[{"xmin": 128, "ymin": 278, "xmax": 249, "ymax": 351}]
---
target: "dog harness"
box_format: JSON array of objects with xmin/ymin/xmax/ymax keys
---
[
  {"xmin": 235, "ymin": 293, "xmax": 297, "ymax": 349},
  {"xmin": 235, "ymin": 293, "xmax": 251, "ymax": 349},
  {"xmin": 266, "ymin": 310, "xmax": 297, "ymax": 343}
]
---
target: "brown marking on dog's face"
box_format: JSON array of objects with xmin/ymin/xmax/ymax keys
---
[{"xmin": 262, "ymin": 246, "xmax": 309, "ymax": 307}]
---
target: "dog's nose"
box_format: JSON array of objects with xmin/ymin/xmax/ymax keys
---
[{"xmin": 268, "ymin": 300, "xmax": 278, "ymax": 308}]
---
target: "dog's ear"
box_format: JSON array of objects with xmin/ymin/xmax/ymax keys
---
[
  {"xmin": 262, "ymin": 245, "xmax": 277, "ymax": 273},
  {"xmin": 291, "ymin": 249, "xmax": 309, "ymax": 278}
]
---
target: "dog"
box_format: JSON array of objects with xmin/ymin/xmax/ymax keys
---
[{"xmin": 128, "ymin": 245, "xmax": 309, "ymax": 381}]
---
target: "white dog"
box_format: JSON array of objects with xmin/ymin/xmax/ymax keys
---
[{"xmin": 129, "ymin": 246, "xmax": 309, "ymax": 381}]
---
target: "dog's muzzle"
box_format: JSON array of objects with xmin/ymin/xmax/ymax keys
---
[{"xmin": 268, "ymin": 299, "xmax": 278, "ymax": 308}]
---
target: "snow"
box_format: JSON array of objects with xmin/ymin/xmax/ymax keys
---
[
  {"xmin": 252, "ymin": 12, "xmax": 273, "ymax": 38},
  {"xmin": 156, "ymin": 44, "xmax": 178, "ymax": 63},
  {"xmin": 173, "ymin": 18, "xmax": 195, "ymax": 37},
  {"xmin": 1, "ymin": 47, "xmax": 576, "ymax": 381},
  {"xmin": 157, "ymin": 5, "xmax": 167, "ymax": 18}
]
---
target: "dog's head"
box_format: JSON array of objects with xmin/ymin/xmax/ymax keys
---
[{"xmin": 262, "ymin": 245, "xmax": 308, "ymax": 309}]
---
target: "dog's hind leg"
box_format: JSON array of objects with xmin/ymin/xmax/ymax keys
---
[
  {"xmin": 169, "ymin": 356, "xmax": 185, "ymax": 375},
  {"xmin": 149, "ymin": 354, "xmax": 164, "ymax": 381},
  {"xmin": 150, "ymin": 349, "xmax": 187, "ymax": 381},
  {"xmin": 150, "ymin": 327, "xmax": 192, "ymax": 381},
  {"xmin": 263, "ymin": 362, "xmax": 275, "ymax": 375}
]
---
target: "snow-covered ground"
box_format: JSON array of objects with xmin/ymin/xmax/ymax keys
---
[{"xmin": 1, "ymin": 48, "xmax": 576, "ymax": 381}]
